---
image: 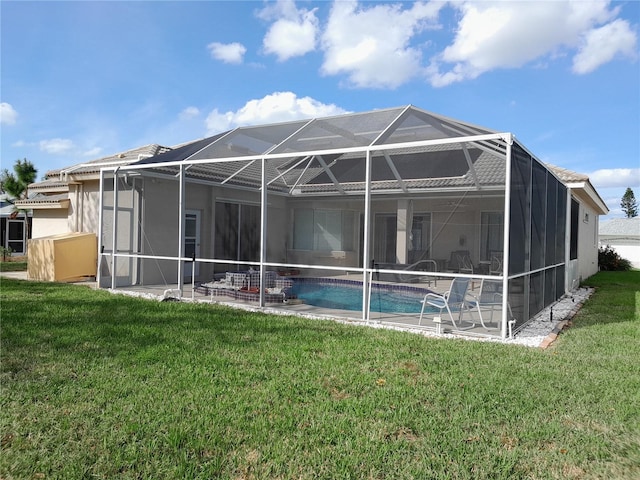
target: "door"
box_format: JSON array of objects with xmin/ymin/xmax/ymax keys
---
[
  {"xmin": 6, "ymin": 219, "xmax": 26, "ymax": 255},
  {"xmin": 184, "ymin": 210, "xmax": 201, "ymax": 278},
  {"xmin": 214, "ymin": 202, "xmax": 260, "ymax": 271}
]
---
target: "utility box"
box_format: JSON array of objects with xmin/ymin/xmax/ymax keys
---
[{"xmin": 28, "ymin": 232, "xmax": 97, "ymax": 282}]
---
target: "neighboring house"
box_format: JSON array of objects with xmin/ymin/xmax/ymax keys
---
[
  {"xmin": 599, "ymin": 217, "xmax": 640, "ymax": 268},
  {"xmin": 0, "ymin": 193, "xmax": 32, "ymax": 255},
  {"xmin": 89, "ymin": 105, "xmax": 607, "ymax": 338},
  {"xmin": 16, "ymin": 144, "xmax": 171, "ymax": 240}
]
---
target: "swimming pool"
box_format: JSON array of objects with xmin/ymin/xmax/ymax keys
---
[{"xmin": 290, "ymin": 278, "xmax": 433, "ymax": 314}]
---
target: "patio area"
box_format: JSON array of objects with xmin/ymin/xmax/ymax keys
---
[
  {"xmin": 111, "ymin": 272, "xmax": 513, "ymax": 338},
  {"xmin": 97, "ymin": 105, "xmax": 602, "ymax": 340}
]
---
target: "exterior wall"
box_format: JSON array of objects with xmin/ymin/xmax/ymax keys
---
[
  {"xmin": 430, "ymin": 210, "xmax": 476, "ymax": 267},
  {"xmin": 99, "ymin": 177, "xmax": 139, "ymax": 287},
  {"xmin": 136, "ymin": 178, "xmax": 291, "ymax": 285},
  {"xmin": 265, "ymin": 195, "xmax": 288, "ymax": 265},
  {"xmin": 283, "ymin": 196, "xmax": 504, "ymax": 272},
  {"xmin": 577, "ymin": 201, "xmax": 600, "ymax": 280},
  {"xmin": 31, "ymin": 210, "xmax": 69, "ymax": 238},
  {"xmin": 70, "ymin": 180, "xmax": 102, "ymax": 235},
  {"xmin": 139, "ymin": 177, "xmax": 179, "ymax": 285}
]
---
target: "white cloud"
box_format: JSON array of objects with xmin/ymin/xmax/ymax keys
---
[
  {"xmin": 572, "ymin": 19, "xmax": 638, "ymax": 74},
  {"xmin": 205, "ymin": 92, "xmax": 348, "ymax": 134},
  {"xmin": 259, "ymin": 0, "xmax": 319, "ymax": 61},
  {"xmin": 428, "ymin": 0, "xmax": 637, "ymax": 87},
  {"xmin": 207, "ymin": 42, "xmax": 247, "ymax": 64},
  {"xmin": 589, "ymin": 168, "xmax": 640, "ymax": 188},
  {"xmin": 320, "ymin": 0, "xmax": 442, "ymax": 88},
  {"xmin": 179, "ymin": 106, "xmax": 200, "ymax": 121},
  {"xmin": 83, "ymin": 147, "xmax": 103, "ymax": 157},
  {"xmin": 39, "ymin": 138, "xmax": 75, "ymax": 155},
  {"xmin": 1, "ymin": 102, "xmax": 18, "ymax": 125}
]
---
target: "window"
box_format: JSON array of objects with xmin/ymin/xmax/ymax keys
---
[
  {"xmin": 570, "ymin": 199, "xmax": 579, "ymax": 260},
  {"xmin": 293, "ymin": 208, "xmax": 354, "ymax": 251}
]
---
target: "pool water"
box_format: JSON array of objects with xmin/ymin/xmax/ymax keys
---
[{"xmin": 290, "ymin": 281, "xmax": 430, "ymax": 314}]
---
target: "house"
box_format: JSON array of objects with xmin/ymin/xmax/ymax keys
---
[
  {"xmin": 0, "ymin": 193, "xmax": 32, "ymax": 256},
  {"xmin": 19, "ymin": 105, "xmax": 608, "ymax": 338},
  {"xmin": 16, "ymin": 144, "xmax": 171, "ymax": 240},
  {"xmin": 93, "ymin": 105, "xmax": 607, "ymax": 338},
  {"xmin": 599, "ymin": 217, "xmax": 640, "ymax": 268}
]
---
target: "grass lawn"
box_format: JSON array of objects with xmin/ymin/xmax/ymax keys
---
[
  {"xmin": 1, "ymin": 271, "xmax": 639, "ymax": 479},
  {"xmin": 0, "ymin": 259, "xmax": 27, "ymax": 272}
]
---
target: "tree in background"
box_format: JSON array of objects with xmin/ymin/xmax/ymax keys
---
[
  {"xmin": 620, "ymin": 187, "xmax": 638, "ymax": 218},
  {"xmin": 1, "ymin": 158, "xmax": 38, "ymax": 252}
]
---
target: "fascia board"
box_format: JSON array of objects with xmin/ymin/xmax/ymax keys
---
[
  {"xmin": 567, "ymin": 181, "xmax": 609, "ymax": 214},
  {"xmin": 14, "ymin": 199, "xmax": 70, "ymax": 210}
]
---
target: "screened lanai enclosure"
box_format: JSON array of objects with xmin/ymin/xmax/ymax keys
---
[{"xmin": 99, "ymin": 105, "xmax": 573, "ymax": 339}]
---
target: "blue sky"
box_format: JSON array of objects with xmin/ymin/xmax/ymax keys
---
[{"xmin": 1, "ymin": 0, "xmax": 638, "ymax": 218}]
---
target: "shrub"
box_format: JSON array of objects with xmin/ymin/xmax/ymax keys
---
[
  {"xmin": 598, "ymin": 245, "xmax": 632, "ymax": 271},
  {"xmin": 0, "ymin": 246, "xmax": 13, "ymax": 262}
]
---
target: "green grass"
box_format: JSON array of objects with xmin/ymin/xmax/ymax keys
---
[
  {"xmin": 0, "ymin": 260, "xmax": 27, "ymax": 272},
  {"xmin": 1, "ymin": 272, "xmax": 639, "ymax": 479}
]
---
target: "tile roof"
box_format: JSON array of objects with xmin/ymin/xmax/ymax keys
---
[
  {"xmin": 44, "ymin": 144, "xmax": 172, "ymax": 179},
  {"xmin": 546, "ymin": 164, "xmax": 589, "ymax": 183}
]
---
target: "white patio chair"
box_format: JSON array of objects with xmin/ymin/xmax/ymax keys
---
[
  {"xmin": 457, "ymin": 252, "xmax": 474, "ymax": 275},
  {"xmin": 419, "ymin": 277, "xmax": 474, "ymax": 330},
  {"xmin": 489, "ymin": 252, "xmax": 503, "ymax": 275},
  {"xmin": 467, "ymin": 278, "xmax": 514, "ymax": 330}
]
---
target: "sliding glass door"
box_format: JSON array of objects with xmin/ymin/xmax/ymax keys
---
[{"xmin": 214, "ymin": 201, "xmax": 260, "ymax": 269}]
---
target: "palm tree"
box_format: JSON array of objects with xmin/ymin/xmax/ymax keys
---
[{"xmin": 1, "ymin": 158, "xmax": 38, "ymax": 253}]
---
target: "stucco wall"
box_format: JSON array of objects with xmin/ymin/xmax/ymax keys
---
[
  {"xmin": 577, "ymin": 201, "xmax": 600, "ymax": 281},
  {"xmin": 31, "ymin": 211, "xmax": 69, "ymax": 238},
  {"xmin": 136, "ymin": 178, "xmax": 290, "ymax": 285}
]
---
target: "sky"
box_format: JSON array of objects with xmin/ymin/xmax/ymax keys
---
[{"xmin": 1, "ymin": 0, "xmax": 638, "ymax": 219}]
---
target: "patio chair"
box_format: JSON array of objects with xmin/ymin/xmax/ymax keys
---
[
  {"xmin": 467, "ymin": 278, "xmax": 514, "ymax": 330},
  {"xmin": 457, "ymin": 252, "xmax": 474, "ymax": 275},
  {"xmin": 419, "ymin": 277, "xmax": 474, "ymax": 330},
  {"xmin": 489, "ymin": 251, "xmax": 503, "ymax": 275},
  {"xmin": 448, "ymin": 250, "xmax": 473, "ymax": 274}
]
